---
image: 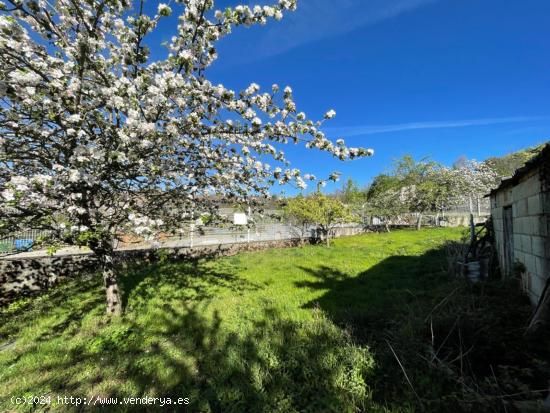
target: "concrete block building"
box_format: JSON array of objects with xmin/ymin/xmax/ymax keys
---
[{"xmin": 489, "ymin": 143, "xmax": 550, "ymax": 305}]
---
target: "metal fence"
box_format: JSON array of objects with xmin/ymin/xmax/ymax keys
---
[
  {"xmin": 0, "ymin": 229, "xmax": 52, "ymax": 254},
  {"xmin": 0, "ymin": 223, "xmax": 364, "ymax": 257},
  {"xmin": 116, "ymin": 222, "xmax": 362, "ymax": 251},
  {"xmin": 0, "ymin": 197, "xmax": 491, "ymax": 257},
  {"xmin": 442, "ymin": 197, "xmax": 491, "ymax": 216}
]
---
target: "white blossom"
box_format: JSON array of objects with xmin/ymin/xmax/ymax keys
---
[
  {"xmin": 0, "ymin": 0, "xmax": 371, "ymax": 266},
  {"xmin": 325, "ymin": 109, "xmax": 336, "ymax": 119},
  {"xmin": 157, "ymin": 3, "xmax": 172, "ymax": 16},
  {"xmin": 67, "ymin": 114, "xmax": 81, "ymax": 123},
  {"xmin": 2, "ymin": 189, "xmax": 15, "ymax": 201}
]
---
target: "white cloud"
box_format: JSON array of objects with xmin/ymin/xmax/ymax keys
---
[
  {"xmin": 324, "ymin": 116, "xmax": 550, "ymax": 137},
  {"xmin": 255, "ymin": 0, "xmax": 436, "ymax": 57}
]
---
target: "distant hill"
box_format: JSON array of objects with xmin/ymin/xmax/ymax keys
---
[{"xmin": 484, "ymin": 142, "xmax": 547, "ymax": 177}]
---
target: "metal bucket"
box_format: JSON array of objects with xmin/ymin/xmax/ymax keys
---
[{"xmin": 466, "ymin": 261, "xmax": 481, "ymax": 283}]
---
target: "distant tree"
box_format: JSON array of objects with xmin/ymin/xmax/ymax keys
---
[
  {"xmin": 367, "ymin": 154, "xmax": 502, "ymax": 232},
  {"xmin": 447, "ymin": 160, "xmax": 500, "ymax": 240},
  {"xmin": 365, "ymin": 174, "xmax": 406, "ymax": 232},
  {"xmin": 393, "ymin": 156, "xmax": 443, "ymax": 230},
  {"xmin": 448, "ymin": 160, "xmax": 500, "ymax": 212},
  {"xmin": 282, "ymin": 195, "xmax": 315, "ymax": 245},
  {"xmin": 402, "ymin": 158, "xmax": 499, "ymax": 229},
  {"xmin": 336, "ymin": 178, "xmax": 367, "ymax": 218},
  {"xmin": 283, "ymin": 192, "xmax": 354, "ymax": 246},
  {"xmin": 338, "ymin": 178, "xmax": 361, "ymax": 203},
  {"xmin": 430, "ymin": 167, "xmax": 452, "ymax": 210}
]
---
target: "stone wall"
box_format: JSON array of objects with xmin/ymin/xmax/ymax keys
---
[
  {"xmin": 1, "ymin": 226, "xmax": 365, "ymax": 307},
  {"xmin": 0, "ymin": 254, "xmax": 99, "ymax": 306},
  {"xmin": 491, "ymin": 167, "xmax": 550, "ymax": 304},
  {"xmin": 442, "ymin": 214, "xmax": 488, "ymax": 228}
]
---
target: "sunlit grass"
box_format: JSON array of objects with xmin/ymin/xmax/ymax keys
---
[{"xmin": 0, "ymin": 228, "xmax": 462, "ymax": 412}]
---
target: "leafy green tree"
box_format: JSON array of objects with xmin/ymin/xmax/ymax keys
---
[
  {"xmin": 365, "ymin": 174, "xmax": 407, "ymax": 232},
  {"xmin": 367, "ymin": 156, "xmax": 460, "ymax": 230},
  {"xmin": 366, "ymin": 152, "xmax": 504, "ymax": 233},
  {"xmin": 282, "ymin": 195, "xmax": 316, "ymax": 245},
  {"xmin": 338, "ymin": 178, "xmax": 364, "ymax": 204},
  {"xmin": 283, "ymin": 192, "xmax": 355, "ymax": 246},
  {"xmin": 392, "ymin": 156, "xmax": 444, "ymax": 230},
  {"xmin": 336, "ymin": 178, "xmax": 367, "ymax": 221}
]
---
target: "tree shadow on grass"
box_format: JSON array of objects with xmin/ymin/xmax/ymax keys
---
[
  {"xmin": 295, "ymin": 247, "xmax": 449, "ymax": 340},
  {"xmin": 291, "ymin": 246, "xmax": 465, "ymax": 409},
  {"xmin": 1, "ymin": 302, "xmax": 376, "ymax": 413},
  {"xmin": 1, "ymin": 256, "xmax": 380, "ymax": 412},
  {"xmin": 2, "ymin": 257, "xmax": 258, "ymax": 344},
  {"xmin": 294, "ymin": 246, "xmax": 550, "ymax": 412},
  {"xmin": 0, "ymin": 275, "xmax": 104, "ymax": 343},
  {"xmin": 120, "ymin": 257, "xmax": 260, "ymax": 311}
]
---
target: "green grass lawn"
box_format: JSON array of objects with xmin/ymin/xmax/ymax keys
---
[{"xmin": 0, "ymin": 228, "xmax": 464, "ymax": 412}]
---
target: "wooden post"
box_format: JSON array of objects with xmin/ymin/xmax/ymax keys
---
[
  {"xmin": 469, "ymin": 213, "xmax": 475, "ymax": 245},
  {"xmin": 526, "ymin": 278, "xmax": 550, "ymax": 335}
]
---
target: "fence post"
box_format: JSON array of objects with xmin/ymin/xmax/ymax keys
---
[{"xmin": 247, "ymin": 206, "xmax": 251, "ymax": 245}]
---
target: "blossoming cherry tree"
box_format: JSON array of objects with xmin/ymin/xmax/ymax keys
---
[{"xmin": 0, "ymin": 0, "xmax": 372, "ymax": 314}]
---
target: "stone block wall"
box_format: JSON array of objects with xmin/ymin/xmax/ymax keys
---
[{"xmin": 491, "ymin": 167, "xmax": 550, "ymax": 304}]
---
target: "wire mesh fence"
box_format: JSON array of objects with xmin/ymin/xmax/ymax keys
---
[
  {"xmin": 0, "ymin": 223, "xmax": 364, "ymax": 257},
  {"xmin": 442, "ymin": 197, "xmax": 491, "ymax": 216},
  {"xmin": 115, "ymin": 223, "xmax": 363, "ymax": 250},
  {"xmin": 0, "ymin": 198, "xmax": 491, "ymax": 257},
  {"xmin": 0, "ymin": 229, "xmax": 52, "ymax": 254}
]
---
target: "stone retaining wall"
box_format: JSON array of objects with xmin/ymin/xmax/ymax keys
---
[{"xmin": 1, "ymin": 228, "xmax": 364, "ymax": 307}]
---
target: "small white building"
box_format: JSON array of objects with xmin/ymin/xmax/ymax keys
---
[{"xmin": 489, "ymin": 143, "xmax": 549, "ymax": 304}]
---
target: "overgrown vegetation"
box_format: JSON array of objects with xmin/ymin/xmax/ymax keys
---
[
  {"xmin": 484, "ymin": 143, "xmax": 545, "ymax": 177},
  {"xmin": 363, "ymin": 278, "xmax": 550, "ymax": 412},
  {"xmin": 1, "ymin": 228, "xmax": 547, "ymax": 412}
]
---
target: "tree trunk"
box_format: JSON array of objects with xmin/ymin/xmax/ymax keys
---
[
  {"xmin": 416, "ymin": 213, "xmax": 423, "ymax": 230},
  {"xmin": 385, "ymin": 222, "xmax": 391, "ymax": 233},
  {"xmin": 101, "ymin": 253, "xmax": 122, "ymax": 316},
  {"xmin": 321, "ymin": 227, "xmax": 330, "ymax": 247}
]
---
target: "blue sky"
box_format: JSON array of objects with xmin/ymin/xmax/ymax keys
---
[{"xmin": 151, "ymin": 0, "xmax": 550, "ymax": 193}]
